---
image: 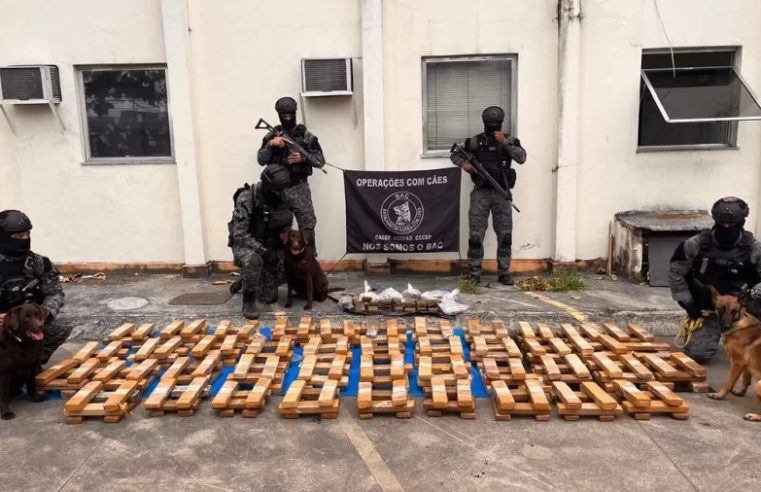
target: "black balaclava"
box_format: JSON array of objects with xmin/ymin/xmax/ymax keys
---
[
  {"xmin": 710, "ymin": 196, "xmax": 750, "ymax": 249},
  {"xmin": 713, "ymin": 223, "xmax": 743, "ymax": 248},
  {"xmin": 260, "ymin": 164, "xmax": 291, "ymax": 201},
  {"xmin": 275, "ymin": 97, "xmax": 298, "ymax": 131},
  {"xmin": 482, "ymin": 106, "xmax": 505, "ymax": 136},
  {"xmin": 0, "ymin": 210, "xmax": 32, "ymax": 258}
]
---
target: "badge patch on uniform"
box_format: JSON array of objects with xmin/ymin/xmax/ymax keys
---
[{"xmin": 488, "ymin": 146, "xmax": 497, "ymax": 151}]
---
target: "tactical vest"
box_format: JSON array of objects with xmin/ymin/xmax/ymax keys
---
[
  {"xmin": 248, "ymin": 185, "xmax": 293, "ymax": 249},
  {"xmin": 690, "ymin": 230, "xmax": 759, "ymax": 295},
  {"xmin": 0, "ymin": 254, "xmax": 42, "ymax": 311},
  {"xmin": 468, "ymin": 133, "xmax": 511, "ymax": 192},
  {"xmin": 267, "ymin": 125, "xmax": 313, "ymax": 184}
]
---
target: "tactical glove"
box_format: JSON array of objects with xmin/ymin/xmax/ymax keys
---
[{"xmin": 678, "ymin": 301, "xmax": 703, "ymax": 319}]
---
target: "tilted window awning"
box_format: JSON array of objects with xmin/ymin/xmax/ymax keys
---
[{"xmin": 640, "ymin": 66, "xmax": 761, "ymax": 123}]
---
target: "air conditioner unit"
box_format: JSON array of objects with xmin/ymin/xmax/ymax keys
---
[
  {"xmin": 0, "ymin": 65, "xmax": 62, "ymax": 104},
  {"xmin": 301, "ymin": 58, "xmax": 353, "ymax": 97}
]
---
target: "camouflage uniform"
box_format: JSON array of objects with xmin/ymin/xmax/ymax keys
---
[
  {"xmin": 229, "ymin": 183, "xmax": 292, "ymax": 304},
  {"xmin": 451, "ymin": 133, "xmax": 526, "ymax": 279},
  {"xmin": 0, "ymin": 252, "xmax": 71, "ymax": 364},
  {"xmin": 257, "ymin": 124, "xmax": 323, "ymax": 237},
  {"xmin": 668, "ymin": 230, "xmax": 761, "ymax": 362}
]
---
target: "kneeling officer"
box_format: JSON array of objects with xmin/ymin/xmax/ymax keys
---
[{"xmin": 228, "ymin": 165, "xmax": 293, "ymax": 319}]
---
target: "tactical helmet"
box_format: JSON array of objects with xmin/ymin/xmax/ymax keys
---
[
  {"xmin": 275, "ymin": 97, "xmax": 298, "ymax": 115},
  {"xmin": 711, "ymin": 196, "xmax": 749, "ymax": 225},
  {"xmin": 482, "ymin": 106, "xmax": 505, "ymax": 124},
  {"xmin": 0, "ymin": 210, "xmax": 32, "ymax": 233},
  {"xmin": 261, "ymin": 164, "xmax": 291, "ymax": 192}
]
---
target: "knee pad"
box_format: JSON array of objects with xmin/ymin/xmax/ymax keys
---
[
  {"xmin": 468, "ymin": 235, "xmax": 482, "ymax": 249},
  {"xmin": 241, "ymin": 252, "xmax": 263, "ymax": 270}
]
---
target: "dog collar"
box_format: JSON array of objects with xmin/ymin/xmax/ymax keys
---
[
  {"xmin": 722, "ymin": 324, "xmax": 754, "ymax": 338},
  {"xmin": 12, "ymin": 333, "xmax": 22, "ymax": 343}
]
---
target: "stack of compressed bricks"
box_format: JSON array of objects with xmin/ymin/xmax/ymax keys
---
[
  {"xmin": 357, "ymin": 319, "xmax": 415, "ymax": 418},
  {"xmin": 414, "ymin": 317, "xmax": 475, "ymax": 419},
  {"xmin": 38, "ymin": 319, "xmax": 259, "ymax": 423},
  {"xmin": 47, "ymin": 316, "xmax": 704, "ymax": 423},
  {"xmin": 514, "ymin": 320, "xmax": 701, "ymax": 420},
  {"xmin": 55, "ymin": 323, "xmax": 162, "ymax": 423},
  {"xmin": 467, "ymin": 319, "xmax": 550, "ymax": 421},
  {"xmin": 143, "ymin": 349, "xmax": 223, "ymax": 417},
  {"xmin": 189, "ymin": 320, "xmax": 256, "ymax": 367},
  {"xmin": 351, "ymin": 296, "xmax": 440, "ymax": 314},
  {"xmin": 277, "ymin": 318, "xmax": 350, "ymax": 419},
  {"xmin": 566, "ymin": 322, "xmax": 707, "ymax": 393},
  {"xmin": 141, "ymin": 319, "xmax": 232, "ymax": 417},
  {"xmin": 211, "ymin": 332, "xmax": 294, "ymax": 417},
  {"xmin": 271, "ymin": 315, "xmax": 317, "ymax": 344}
]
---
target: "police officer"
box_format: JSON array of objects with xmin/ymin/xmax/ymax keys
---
[
  {"xmin": 450, "ymin": 106, "xmax": 527, "ymax": 285},
  {"xmin": 668, "ymin": 196, "xmax": 761, "ymax": 362},
  {"xmin": 229, "ymin": 164, "xmax": 294, "ymax": 319},
  {"xmin": 257, "ymin": 97, "xmax": 324, "ymax": 246},
  {"xmin": 0, "ymin": 210, "xmax": 71, "ymax": 364}
]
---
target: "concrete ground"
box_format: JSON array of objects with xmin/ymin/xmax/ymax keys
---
[{"xmin": 3, "ymin": 272, "xmax": 761, "ymax": 491}]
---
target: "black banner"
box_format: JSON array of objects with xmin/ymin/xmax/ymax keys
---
[{"xmin": 344, "ymin": 168, "xmax": 461, "ymax": 253}]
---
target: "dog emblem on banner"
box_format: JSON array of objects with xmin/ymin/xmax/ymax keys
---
[{"xmin": 380, "ymin": 191, "xmax": 425, "ymax": 234}]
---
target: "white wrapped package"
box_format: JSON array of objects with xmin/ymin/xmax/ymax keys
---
[
  {"xmin": 420, "ymin": 290, "xmax": 450, "ymax": 301},
  {"xmin": 438, "ymin": 289, "xmax": 469, "ymax": 315},
  {"xmin": 378, "ymin": 287, "xmax": 404, "ymax": 302},
  {"xmin": 401, "ymin": 283, "xmax": 421, "ymax": 300},
  {"xmin": 358, "ymin": 280, "xmax": 380, "ymax": 303}
]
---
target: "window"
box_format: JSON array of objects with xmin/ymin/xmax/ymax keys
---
[
  {"xmin": 78, "ymin": 66, "xmax": 173, "ymax": 163},
  {"xmin": 423, "ymin": 56, "xmax": 516, "ymax": 154},
  {"xmin": 638, "ymin": 49, "xmax": 761, "ymax": 150}
]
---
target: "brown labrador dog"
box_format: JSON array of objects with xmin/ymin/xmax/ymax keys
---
[
  {"xmin": 708, "ymin": 287, "xmax": 761, "ymax": 421},
  {"xmin": 0, "ymin": 303, "xmax": 47, "ymax": 420},
  {"xmin": 283, "ymin": 230, "xmax": 329, "ymax": 310}
]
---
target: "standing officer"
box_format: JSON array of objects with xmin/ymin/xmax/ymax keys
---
[
  {"xmin": 257, "ymin": 97, "xmax": 325, "ymax": 247},
  {"xmin": 450, "ymin": 106, "xmax": 527, "ymax": 285},
  {"xmin": 0, "ymin": 210, "xmax": 71, "ymax": 365},
  {"xmin": 228, "ymin": 165, "xmax": 294, "ymax": 319}
]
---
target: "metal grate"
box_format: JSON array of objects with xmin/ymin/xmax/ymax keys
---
[
  {"xmin": 0, "ymin": 67, "xmax": 44, "ymax": 100},
  {"xmin": 302, "ymin": 59, "xmax": 351, "ymax": 92},
  {"xmin": 49, "ymin": 66, "xmax": 61, "ymax": 100}
]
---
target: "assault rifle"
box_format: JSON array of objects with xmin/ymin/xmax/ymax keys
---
[
  {"xmin": 255, "ymin": 118, "xmax": 327, "ymax": 174},
  {"xmin": 450, "ymin": 142, "xmax": 520, "ymax": 213}
]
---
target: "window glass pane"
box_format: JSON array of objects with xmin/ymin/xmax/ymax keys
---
[
  {"xmin": 425, "ymin": 58, "xmax": 512, "ymax": 151},
  {"xmin": 638, "ymin": 87, "xmax": 729, "ymax": 146},
  {"xmin": 642, "ymin": 67, "xmax": 761, "ymax": 121},
  {"xmin": 82, "ymin": 69, "xmax": 171, "ymax": 158}
]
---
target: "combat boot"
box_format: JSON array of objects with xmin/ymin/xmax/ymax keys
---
[
  {"xmin": 242, "ymin": 291, "xmax": 259, "ymax": 319},
  {"xmin": 229, "ymin": 278, "xmax": 242, "ymax": 294},
  {"xmin": 498, "ymin": 273, "xmax": 515, "ymax": 286}
]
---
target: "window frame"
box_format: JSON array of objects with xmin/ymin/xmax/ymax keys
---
[
  {"xmin": 641, "ymin": 66, "xmax": 761, "ymax": 123},
  {"xmin": 637, "ymin": 47, "xmax": 745, "ymax": 153},
  {"xmin": 76, "ymin": 64, "xmax": 175, "ymax": 165},
  {"xmin": 421, "ymin": 54, "xmax": 518, "ymax": 158}
]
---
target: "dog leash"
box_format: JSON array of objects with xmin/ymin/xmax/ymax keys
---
[{"xmin": 674, "ymin": 310, "xmax": 713, "ymax": 348}]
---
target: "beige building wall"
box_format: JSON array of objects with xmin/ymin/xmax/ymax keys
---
[
  {"xmin": 576, "ymin": 0, "xmax": 761, "ymax": 259},
  {"xmin": 2, "ymin": 0, "xmax": 761, "ymax": 268},
  {"xmin": 382, "ymin": 0, "xmax": 559, "ymax": 263},
  {"xmin": 0, "ymin": 0, "xmax": 184, "ymax": 264},
  {"xmin": 188, "ymin": 0, "xmax": 365, "ymax": 263}
]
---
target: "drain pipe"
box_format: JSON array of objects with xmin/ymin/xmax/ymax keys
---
[{"xmin": 553, "ymin": 0, "xmax": 582, "ymax": 265}]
